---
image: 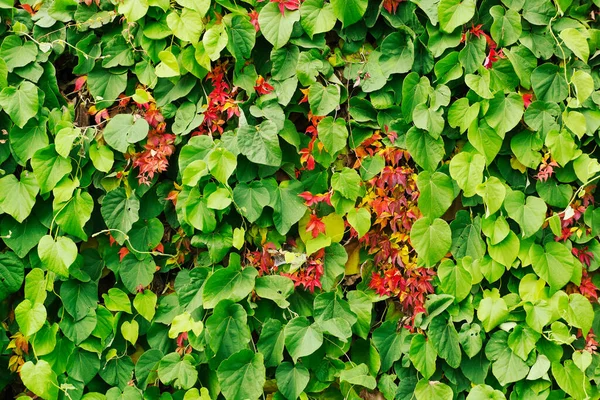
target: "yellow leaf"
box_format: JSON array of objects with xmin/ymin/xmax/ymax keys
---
[{"xmin": 345, "ymin": 241, "xmax": 361, "ymax": 275}]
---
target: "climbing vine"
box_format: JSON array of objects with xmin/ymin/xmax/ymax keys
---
[{"xmin": 1, "ymin": 0, "xmax": 600, "ymax": 399}]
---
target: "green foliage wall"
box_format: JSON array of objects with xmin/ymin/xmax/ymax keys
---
[{"xmin": 1, "ymin": 0, "xmax": 600, "ymax": 399}]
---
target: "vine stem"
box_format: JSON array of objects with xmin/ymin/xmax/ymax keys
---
[
  {"xmin": 91, "ymin": 228, "xmax": 177, "ymax": 257},
  {"xmin": 547, "ymin": 12, "xmax": 572, "ymax": 101}
]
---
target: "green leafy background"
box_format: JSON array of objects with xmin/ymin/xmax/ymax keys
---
[{"xmin": 1, "ymin": 0, "xmax": 600, "ymax": 399}]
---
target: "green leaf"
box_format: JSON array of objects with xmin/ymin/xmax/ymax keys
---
[
  {"xmin": 15, "ymin": 299, "xmax": 47, "ymax": 337},
  {"xmin": 167, "ymin": 10, "xmax": 204, "ymax": 43},
  {"xmin": 0, "ymin": 216, "xmax": 46, "ymax": 259},
  {"xmin": 20, "ymin": 360, "xmax": 59, "ymax": 400},
  {"xmin": 448, "ymin": 99, "xmax": 480, "ymax": 133},
  {"xmin": 169, "ymin": 312, "xmax": 203, "ymax": 339},
  {"xmin": 156, "ymin": 50, "xmax": 181, "ymax": 77},
  {"xmin": 207, "ymin": 147, "xmax": 237, "ymax": 184},
  {"xmin": 504, "ymin": 45, "xmax": 537, "ymax": 89},
  {"xmin": 429, "ymin": 315, "xmax": 462, "ymax": 368},
  {"xmin": 482, "ymin": 215, "xmax": 510, "ymax": 245},
  {"xmin": 322, "ymin": 243, "xmax": 348, "ymax": 290},
  {"xmin": 129, "ymin": 218, "xmax": 164, "ymax": 252},
  {"xmin": 573, "ymin": 154, "xmax": 600, "ymax": 183},
  {"xmin": 103, "ymin": 288, "xmax": 132, "ymax": 313},
  {"xmin": 269, "ymin": 180, "xmax": 308, "ymax": 235},
  {"xmin": 257, "ymin": 319, "xmax": 285, "ymax": 368},
  {"xmin": 438, "ymin": 259, "xmax": 473, "ymax": 302},
  {"xmin": 465, "ymin": 72, "xmax": 494, "ymax": 99},
  {"xmin": 545, "ymin": 129, "xmax": 580, "ymax": 167},
  {"xmin": 233, "ymin": 181, "xmax": 270, "ymax": 223},
  {"xmin": 476, "ymin": 177, "xmax": 506, "ymax": 217},
  {"xmin": 55, "ymin": 127, "xmax": 80, "ymax": 158},
  {"xmin": 31, "ymin": 145, "xmax": 72, "ymax": 194},
  {"xmin": 313, "ymin": 291, "xmax": 357, "ymax": 341},
  {"xmin": 276, "ymin": 362, "xmax": 310, "ymax": 400},
  {"xmin": 487, "ymin": 231, "xmax": 519, "ymax": 267},
  {"xmin": 118, "ymin": 0, "xmax": 148, "ymax": 21},
  {"xmin": 87, "ymin": 67, "xmax": 127, "ymax": 109},
  {"xmin": 504, "ymin": 191, "xmax": 546, "ymax": 238},
  {"xmin": 158, "ymin": 353, "xmax": 198, "ymax": 390},
  {"xmin": 467, "ymin": 120, "xmax": 502, "ymax": 165},
  {"xmin": 38, "ymin": 235, "xmax": 77, "ymax": 278},
  {"xmin": 0, "ymin": 81, "xmax": 39, "ymax": 128},
  {"xmin": 406, "ymin": 127, "xmax": 445, "ymax": 171},
  {"xmin": 255, "ymin": 275, "xmax": 294, "ymax": 308},
  {"xmin": 415, "ymin": 380, "xmax": 453, "ymax": 400},
  {"xmin": 402, "ymin": 73, "xmax": 431, "ymax": 122},
  {"xmin": 100, "ymin": 188, "xmax": 140, "ymax": 245},
  {"xmin": 206, "ymin": 300, "xmax": 251, "ymax": 362},
  {"xmin": 529, "ymin": 241, "xmax": 574, "ymax": 291},
  {"xmin": 284, "ymin": 317, "xmax": 323, "ymax": 362},
  {"xmin": 438, "ymin": 0, "xmax": 476, "ymax": 33},
  {"xmin": 226, "ymin": 15, "xmax": 256, "ymax": 64},
  {"xmin": 238, "ymin": 121, "xmax": 282, "ymax": 167},
  {"xmin": 300, "ymin": 0, "xmax": 336, "ymax": 38},
  {"xmin": 0, "ymin": 173, "xmax": 38, "ymax": 223},
  {"xmin": 182, "ymin": 160, "xmax": 208, "ymax": 187},
  {"xmin": 89, "ymin": 143, "xmax": 114, "ymax": 173},
  {"xmin": 308, "ymin": 82, "xmax": 340, "ymax": 116},
  {"xmin": 491, "ymin": 345, "xmax": 529, "ymax": 386},
  {"xmin": 217, "ymin": 350, "xmax": 266, "ymax": 400},
  {"xmin": 552, "ymin": 360, "xmax": 592, "ymax": 400},
  {"xmin": 258, "ymin": 3, "xmax": 300, "ymax": 49},
  {"xmin": 411, "ymin": 217, "xmax": 452, "ymax": 267},
  {"xmin": 185, "ymin": 191, "xmax": 216, "ymax": 232},
  {"xmin": 484, "ymin": 92, "xmax": 524, "ymax": 136},
  {"xmin": 0, "ymin": 36, "xmax": 38, "ymax": 72},
  {"xmin": 0, "ymin": 252, "xmax": 24, "ymax": 301},
  {"xmin": 61, "ymin": 280, "xmax": 98, "ymax": 321},
  {"xmin": 413, "ymin": 104, "xmax": 445, "ymax": 139},
  {"xmin": 331, "ymin": 168, "xmax": 362, "ymax": 200},
  {"xmin": 54, "ymin": 189, "xmax": 93, "ymax": 241},
  {"xmin": 103, "ymin": 114, "xmax": 150, "ymax": 153},
  {"xmin": 536, "ymin": 179, "xmax": 572, "ymax": 208},
  {"xmin": 346, "ymin": 208, "xmax": 371, "ymax": 238},
  {"xmin": 317, "ymin": 117, "xmax": 347, "ymax": 155},
  {"xmin": 347, "ymin": 291, "xmax": 372, "ymax": 339},
  {"xmin": 490, "ymin": 6, "xmax": 522, "ymax": 47},
  {"xmin": 202, "ymin": 264, "xmax": 258, "ymax": 308},
  {"xmin": 340, "ymin": 363, "xmax": 376, "ymax": 390},
  {"xmin": 459, "ymin": 323, "xmax": 484, "ymax": 358},
  {"xmin": 204, "ymin": 24, "xmax": 228, "ymax": 61},
  {"xmin": 559, "ymin": 28, "xmax": 589, "ymax": 62},
  {"xmin": 466, "ymin": 385, "xmax": 505, "ymax": 400},
  {"xmin": 449, "ymin": 152, "xmax": 485, "ymax": 197},
  {"xmin": 510, "ymin": 131, "xmax": 543, "ymax": 169},
  {"xmin": 372, "ymin": 321, "xmax": 404, "ymax": 372},
  {"xmin": 416, "ymin": 171, "xmax": 456, "ymax": 219},
  {"xmin": 119, "ymin": 254, "xmax": 156, "ymax": 293},
  {"xmin": 507, "ymin": 325, "xmax": 539, "ymax": 360},
  {"xmin": 409, "ymin": 334, "xmax": 437, "ymax": 379},
  {"xmin": 477, "ymin": 289, "xmax": 508, "ymax": 332},
  {"xmin": 563, "ymin": 293, "xmax": 594, "ymax": 336},
  {"xmin": 450, "ymin": 212, "xmax": 486, "ymax": 260},
  {"xmin": 571, "ymin": 70, "xmax": 594, "ymax": 105},
  {"xmin": 331, "ymin": 0, "xmax": 367, "ymax": 27},
  {"xmin": 121, "ymin": 320, "xmax": 139, "ymax": 345},
  {"xmin": 133, "ymin": 289, "xmax": 157, "ymax": 321},
  {"xmin": 531, "ymin": 64, "xmax": 569, "ymax": 103},
  {"xmin": 379, "ymin": 31, "xmax": 415, "ymax": 76},
  {"xmin": 9, "ymin": 117, "xmax": 49, "ymax": 164}
]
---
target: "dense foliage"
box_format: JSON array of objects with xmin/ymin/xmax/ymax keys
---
[{"xmin": 1, "ymin": 0, "xmax": 600, "ymax": 398}]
